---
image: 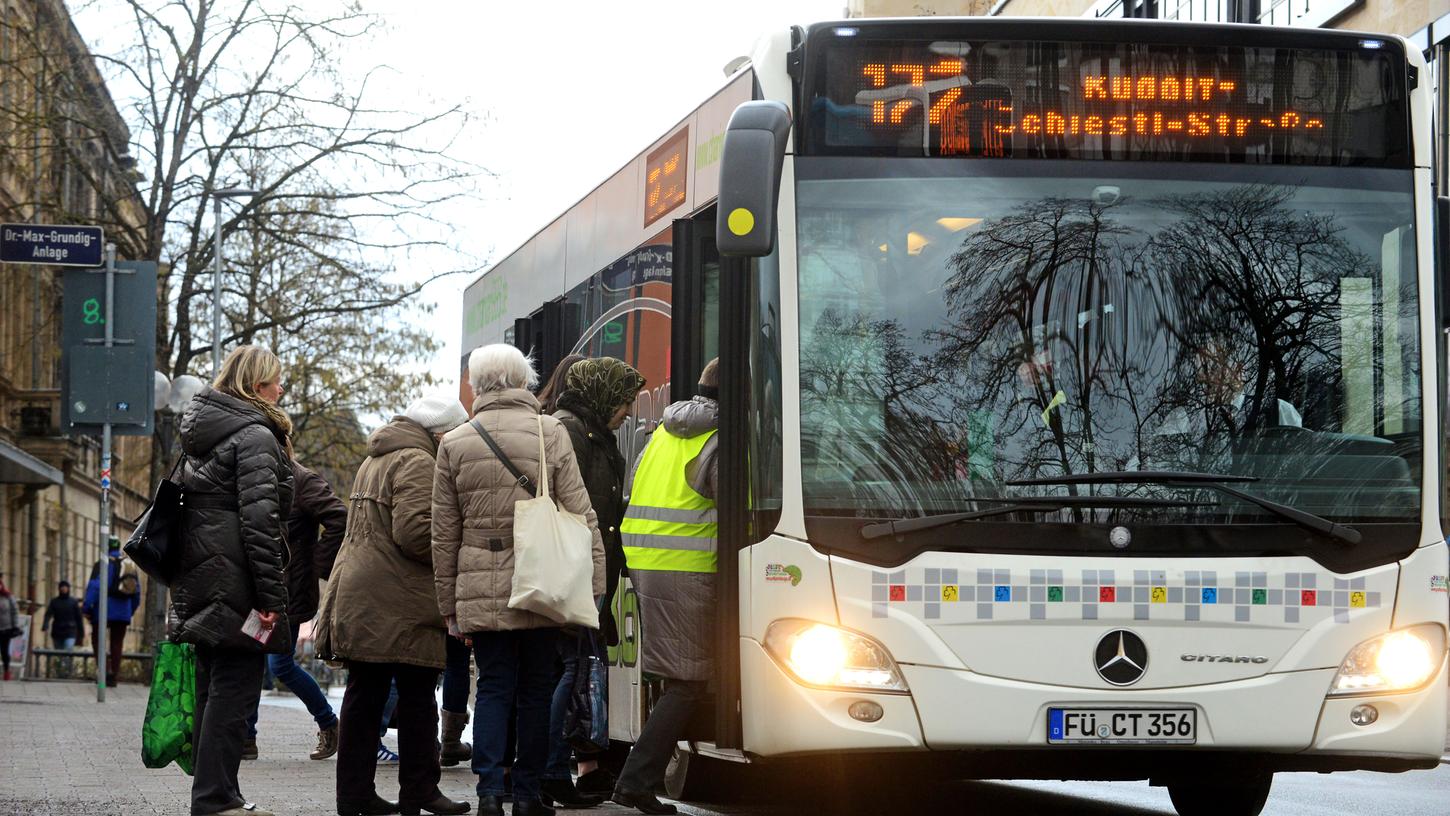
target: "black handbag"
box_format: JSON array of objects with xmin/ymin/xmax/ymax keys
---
[{"xmin": 124, "ymin": 457, "xmax": 186, "ymax": 585}]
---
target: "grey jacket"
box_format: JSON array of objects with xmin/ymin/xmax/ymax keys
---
[
  {"xmin": 0, "ymin": 593, "xmax": 19, "ymax": 633},
  {"xmin": 628, "ymin": 396, "xmax": 719, "ymax": 682}
]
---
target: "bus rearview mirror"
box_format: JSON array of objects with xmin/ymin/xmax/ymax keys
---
[{"xmin": 716, "ymin": 101, "xmax": 791, "ymax": 258}]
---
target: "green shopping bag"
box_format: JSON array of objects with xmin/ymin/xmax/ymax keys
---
[{"xmin": 141, "ymin": 641, "xmax": 197, "ymax": 775}]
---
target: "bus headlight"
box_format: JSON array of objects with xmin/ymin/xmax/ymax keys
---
[
  {"xmin": 764, "ymin": 619, "xmax": 909, "ymax": 693},
  {"xmin": 1329, "ymin": 624, "xmax": 1446, "ymax": 696}
]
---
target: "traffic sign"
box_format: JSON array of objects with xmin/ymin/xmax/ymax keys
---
[
  {"xmin": 61, "ymin": 261, "xmax": 158, "ymax": 435},
  {"xmin": 1, "ymin": 223, "xmax": 105, "ymax": 267}
]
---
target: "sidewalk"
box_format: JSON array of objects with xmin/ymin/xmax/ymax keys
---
[{"xmin": 0, "ymin": 680, "xmax": 613, "ymax": 816}]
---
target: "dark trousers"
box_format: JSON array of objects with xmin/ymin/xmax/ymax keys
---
[
  {"xmin": 617, "ymin": 679, "xmax": 707, "ymax": 794},
  {"xmin": 191, "ymin": 645, "xmax": 266, "ymax": 815},
  {"xmin": 442, "ymin": 635, "xmax": 472, "ymax": 714},
  {"xmin": 337, "ymin": 661, "xmax": 442, "ymax": 808},
  {"xmin": 0, "ymin": 634, "xmax": 10, "ymax": 672},
  {"xmin": 472, "ymin": 628, "xmax": 559, "ymax": 800},
  {"xmin": 90, "ymin": 622, "xmax": 127, "ymax": 680}
]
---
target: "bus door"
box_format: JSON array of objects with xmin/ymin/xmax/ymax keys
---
[{"xmin": 670, "ymin": 209, "xmax": 721, "ymax": 395}]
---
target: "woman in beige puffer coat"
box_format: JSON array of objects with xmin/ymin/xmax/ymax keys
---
[{"xmin": 432, "ymin": 344, "xmax": 604, "ymax": 816}]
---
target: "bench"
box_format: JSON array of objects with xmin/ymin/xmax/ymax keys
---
[{"xmin": 29, "ymin": 647, "xmax": 153, "ymax": 682}]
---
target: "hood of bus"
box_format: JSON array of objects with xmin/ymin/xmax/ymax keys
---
[{"xmin": 830, "ymin": 553, "xmax": 1399, "ymax": 689}]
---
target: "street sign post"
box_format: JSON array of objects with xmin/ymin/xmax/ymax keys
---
[{"xmin": 0, "ymin": 223, "xmax": 105, "ymax": 267}]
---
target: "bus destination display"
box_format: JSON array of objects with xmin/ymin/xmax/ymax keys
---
[{"xmin": 809, "ymin": 39, "xmax": 1409, "ymax": 165}]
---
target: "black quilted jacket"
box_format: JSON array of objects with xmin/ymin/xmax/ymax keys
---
[{"xmin": 170, "ymin": 387, "xmax": 293, "ymax": 654}]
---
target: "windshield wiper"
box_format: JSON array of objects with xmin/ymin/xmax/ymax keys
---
[
  {"xmin": 1006, "ymin": 471, "xmax": 1362, "ymax": 546},
  {"xmin": 860, "ymin": 495, "xmax": 1216, "ymax": 541}
]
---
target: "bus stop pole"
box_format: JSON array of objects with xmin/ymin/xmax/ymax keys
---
[{"xmin": 95, "ymin": 243, "xmax": 116, "ymax": 703}]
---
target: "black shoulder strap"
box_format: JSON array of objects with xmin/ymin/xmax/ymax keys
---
[{"xmin": 470, "ymin": 419, "xmax": 537, "ymax": 497}]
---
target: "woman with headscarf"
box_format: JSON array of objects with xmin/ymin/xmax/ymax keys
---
[{"xmin": 543, "ymin": 357, "xmax": 645, "ymax": 805}]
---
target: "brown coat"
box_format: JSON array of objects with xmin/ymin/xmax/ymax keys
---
[
  {"xmin": 432, "ymin": 388, "xmax": 605, "ymax": 634},
  {"xmin": 315, "ymin": 417, "xmax": 446, "ymax": 669}
]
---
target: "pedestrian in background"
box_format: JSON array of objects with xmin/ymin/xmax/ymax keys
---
[
  {"xmin": 612, "ymin": 359, "xmax": 721, "ymax": 816},
  {"xmin": 536, "ymin": 353, "xmax": 585, "ymax": 415},
  {"xmin": 546, "ymin": 356, "xmax": 644, "ymax": 805},
  {"xmin": 243, "ymin": 458, "xmax": 348, "ymax": 761},
  {"xmin": 0, "ymin": 572, "xmax": 19, "ymax": 681},
  {"xmin": 173, "ymin": 345, "xmax": 295, "ymax": 816},
  {"xmin": 42, "ymin": 580, "xmax": 85, "ymax": 678},
  {"xmin": 83, "ymin": 542, "xmax": 141, "ymax": 687},
  {"xmin": 432, "ymin": 344, "xmax": 605, "ymax": 816},
  {"xmin": 320, "ymin": 395, "xmax": 471, "ymax": 816}
]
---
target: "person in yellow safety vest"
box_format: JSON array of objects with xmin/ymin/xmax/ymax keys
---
[{"xmin": 611, "ymin": 359, "xmax": 721, "ymax": 816}]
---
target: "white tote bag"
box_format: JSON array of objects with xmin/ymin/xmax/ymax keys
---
[{"xmin": 507, "ymin": 414, "xmax": 600, "ymax": 628}]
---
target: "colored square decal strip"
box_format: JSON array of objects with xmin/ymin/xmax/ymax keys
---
[
  {"xmin": 1201, "ymin": 588, "xmax": 1217, "ymax": 604},
  {"xmin": 1301, "ymin": 590, "xmax": 1317, "ymax": 607},
  {"xmin": 1350, "ymin": 591, "xmax": 1366, "ymax": 609},
  {"xmin": 1151, "ymin": 586, "xmax": 1167, "ymax": 603},
  {"xmin": 889, "ymin": 585, "xmax": 906, "ymax": 602},
  {"xmin": 941, "ymin": 585, "xmax": 960, "ymax": 602},
  {"xmin": 1099, "ymin": 586, "xmax": 1116, "ymax": 603},
  {"xmin": 995, "ymin": 585, "xmax": 1012, "ymax": 602},
  {"xmin": 1047, "ymin": 586, "xmax": 1064, "ymax": 602},
  {"xmin": 1252, "ymin": 589, "xmax": 1267, "ymax": 605}
]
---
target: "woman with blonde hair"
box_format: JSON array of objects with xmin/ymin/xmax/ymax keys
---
[{"xmin": 173, "ymin": 345, "xmax": 294, "ymax": 816}]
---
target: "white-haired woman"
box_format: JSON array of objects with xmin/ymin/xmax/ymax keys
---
[{"xmin": 432, "ymin": 344, "xmax": 605, "ymax": 816}]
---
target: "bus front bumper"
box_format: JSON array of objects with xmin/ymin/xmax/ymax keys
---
[{"xmin": 740, "ymin": 639, "xmax": 1447, "ymax": 772}]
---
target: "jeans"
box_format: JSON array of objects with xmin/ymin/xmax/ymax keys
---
[
  {"xmin": 471, "ymin": 628, "xmax": 559, "ymax": 800},
  {"xmin": 617, "ymin": 679, "xmax": 708, "ymax": 794},
  {"xmin": 52, "ymin": 636, "xmax": 77, "ymax": 678},
  {"xmin": 380, "ymin": 681, "xmax": 399, "ymax": 738},
  {"xmin": 191, "ymin": 645, "xmax": 266, "ymax": 815},
  {"xmin": 544, "ymin": 644, "xmax": 580, "ymax": 781},
  {"xmin": 245, "ymin": 622, "xmax": 337, "ymax": 738},
  {"xmin": 337, "ymin": 661, "xmax": 442, "ymax": 808},
  {"xmin": 442, "ymin": 635, "xmax": 471, "ymax": 714}
]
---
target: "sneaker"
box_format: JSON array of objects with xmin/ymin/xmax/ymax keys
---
[
  {"xmin": 377, "ymin": 744, "xmax": 400, "ymax": 764},
  {"xmin": 311, "ymin": 724, "xmax": 339, "ymax": 760}
]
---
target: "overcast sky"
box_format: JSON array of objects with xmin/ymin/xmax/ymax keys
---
[{"xmin": 376, "ymin": 0, "xmax": 847, "ymax": 389}]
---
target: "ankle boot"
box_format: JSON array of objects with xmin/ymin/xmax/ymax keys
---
[
  {"xmin": 510, "ymin": 799, "xmax": 555, "ymax": 816},
  {"xmin": 439, "ymin": 710, "xmax": 472, "ymax": 767},
  {"xmin": 399, "ymin": 792, "xmax": 470, "ymax": 816},
  {"xmin": 475, "ymin": 795, "xmax": 504, "ymax": 816}
]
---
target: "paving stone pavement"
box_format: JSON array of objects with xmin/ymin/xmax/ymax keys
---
[{"xmin": 0, "ymin": 680, "xmax": 624, "ymax": 816}]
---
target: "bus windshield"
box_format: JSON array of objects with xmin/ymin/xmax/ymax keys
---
[{"xmin": 795, "ymin": 159, "xmax": 1421, "ymax": 524}]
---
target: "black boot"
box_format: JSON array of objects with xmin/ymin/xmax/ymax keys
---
[
  {"xmin": 540, "ymin": 779, "xmax": 604, "ymax": 808},
  {"xmin": 574, "ymin": 768, "xmax": 616, "ymax": 797},
  {"xmin": 336, "ymin": 794, "xmax": 400, "ymax": 816},
  {"xmin": 475, "ymin": 796, "xmax": 504, "ymax": 816},
  {"xmin": 399, "ymin": 792, "xmax": 470, "ymax": 816},
  {"xmin": 511, "ymin": 799, "xmax": 556, "ymax": 816},
  {"xmin": 611, "ymin": 788, "xmax": 678, "ymax": 815}
]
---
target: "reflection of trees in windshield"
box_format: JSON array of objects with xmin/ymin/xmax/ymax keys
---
[{"xmin": 798, "ymin": 179, "xmax": 1416, "ymax": 517}]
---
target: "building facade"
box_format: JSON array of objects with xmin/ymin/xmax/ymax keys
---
[{"xmin": 1, "ymin": 0, "xmax": 154, "ymax": 677}]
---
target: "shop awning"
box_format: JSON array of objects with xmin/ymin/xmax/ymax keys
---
[{"xmin": 0, "ymin": 440, "xmax": 63, "ymax": 485}]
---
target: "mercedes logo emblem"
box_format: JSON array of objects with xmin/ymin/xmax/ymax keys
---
[{"xmin": 1094, "ymin": 630, "xmax": 1149, "ymax": 686}]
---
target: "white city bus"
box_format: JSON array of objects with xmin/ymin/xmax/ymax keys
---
[{"xmin": 459, "ymin": 18, "xmax": 1449, "ymax": 816}]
